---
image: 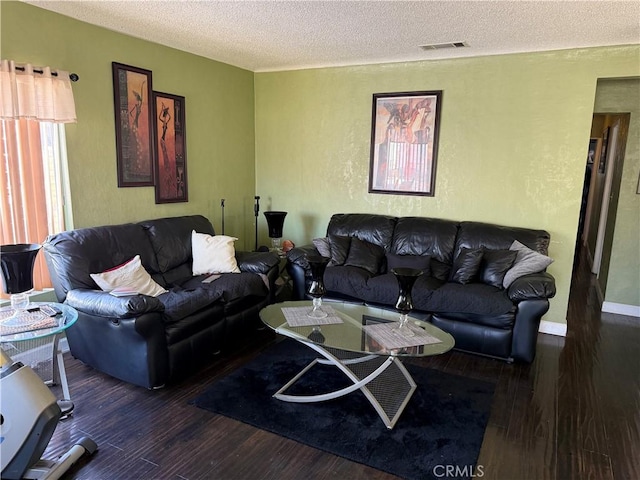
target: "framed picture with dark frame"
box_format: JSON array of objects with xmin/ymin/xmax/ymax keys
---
[
  {"xmin": 152, "ymin": 91, "xmax": 188, "ymax": 204},
  {"xmin": 112, "ymin": 62, "xmax": 155, "ymax": 187},
  {"xmin": 369, "ymin": 90, "xmax": 442, "ymax": 196}
]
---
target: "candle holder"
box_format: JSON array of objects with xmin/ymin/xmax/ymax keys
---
[
  {"xmin": 307, "ymin": 255, "xmax": 330, "ymax": 319},
  {"xmin": 391, "ymin": 267, "xmax": 423, "ymax": 337},
  {"xmin": 264, "ymin": 211, "xmax": 287, "ymax": 256},
  {"xmin": 0, "ymin": 243, "xmax": 42, "ymax": 322}
]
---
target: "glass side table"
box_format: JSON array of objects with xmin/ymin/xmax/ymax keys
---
[{"xmin": 0, "ymin": 302, "xmax": 78, "ymax": 416}]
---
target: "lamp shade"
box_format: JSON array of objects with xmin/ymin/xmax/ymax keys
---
[
  {"xmin": 263, "ymin": 211, "xmax": 287, "ymax": 238},
  {"xmin": 0, "ymin": 243, "xmax": 41, "ymax": 294}
]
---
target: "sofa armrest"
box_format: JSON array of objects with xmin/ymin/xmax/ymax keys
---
[
  {"xmin": 511, "ymin": 299, "xmax": 550, "ymax": 363},
  {"xmin": 286, "ymin": 244, "xmax": 320, "ymax": 270},
  {"xmin": 285, "ymin": 245, "xmax": 320, "ymax": 300},
  {"xmin": 236, "ymin": 250, "xmax": 280, "ymax": 274},
  {"xmin": 65, "ymin": 289, "xmax": 165, "ymax": 319},
  {"xmin": 507, "ymin": 272, "xmax": 556, "ymax": 302}
]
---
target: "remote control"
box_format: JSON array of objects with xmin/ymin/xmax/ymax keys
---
[{"xmin": 40, "ymin": 304, "xmax": 61, "ymax": 317}]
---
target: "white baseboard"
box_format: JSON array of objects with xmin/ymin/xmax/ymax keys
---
[
  {"xmin": 539, "ymin": 320, "xmax": 567, "ymax": 337},
  {"xmin": 602, "ymin": 301, "xmax": 640, "ymax": 318}
]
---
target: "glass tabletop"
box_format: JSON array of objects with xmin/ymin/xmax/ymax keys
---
[
  {"xmin": 0, "ymin": 302, "xmax": 78, "ymax": 342},
  {"xmin": 260, "ymin": 300, "xmax": 455, "ymax": 357}
]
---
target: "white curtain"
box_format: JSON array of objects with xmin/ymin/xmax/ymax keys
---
[
  {"xmin": 0, "ymin": 59, "xmax": 77, "ymax": 293},
  {"xmin": 0, "ymin": 59, "xmax": 76, "ymax": 123}
]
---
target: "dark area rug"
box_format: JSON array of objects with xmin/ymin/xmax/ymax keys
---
[{"xmin": 190, "ymin": 339, "xmax": 495, "ymax": 480}]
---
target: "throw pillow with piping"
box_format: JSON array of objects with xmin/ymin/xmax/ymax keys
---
[{"xmin": 90, "ymin": 255, "xmax": 167, "ymax": 297}]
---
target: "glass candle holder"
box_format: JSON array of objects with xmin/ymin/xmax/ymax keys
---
[
  {"xmin": 306, "ymin": 255, "xmax": 330, "ymax": 319},
  {"xmin": 391, "ymin": 267, "xmax": 423, "ymax": 337}
]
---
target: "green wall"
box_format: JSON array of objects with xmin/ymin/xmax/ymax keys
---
[
  {"xmin": 1, "ymin": 2, "xmax": 257, "ymax": 249},
  {"xmin": 3, "ymin": 2, "xmax": 639, "ymax": 327},
  {"xmin": 594, "ymin": 79, "xmax": 640, "ymax": 308},
  {"xmin": 255, "ymin": 46, "xmax": 640, "ymax": 326}
]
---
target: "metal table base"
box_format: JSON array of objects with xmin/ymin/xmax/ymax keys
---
[{"xmin": 273, "ymin": 334, "xmax": 416, "ymax": 429}]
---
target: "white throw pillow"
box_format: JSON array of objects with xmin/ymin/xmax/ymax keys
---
[
  {"xmin": 503, "ymin": 240, "xmax": 554, "ymax": 288},
  {"xmin": 90, "ymin": 255, "xmax": 167, "ymax": 297},
  {"xmin": 192, "ymin": 231, "xmax": 240, "ymax": 275}
]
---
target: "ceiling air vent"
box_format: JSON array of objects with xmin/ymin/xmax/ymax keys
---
[{"xmin": 420, "ymin": 42, "xmax": 468, "ymax": 50}]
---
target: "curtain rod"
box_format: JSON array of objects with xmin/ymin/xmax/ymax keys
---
[{"xmin": 14, "ymin": 65, "xmax": 79, "ymax": 82}]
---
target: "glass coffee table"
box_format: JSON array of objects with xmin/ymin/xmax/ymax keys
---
[
  {"xmin": 260, "ymin": 300, "xmax": 455, "ymax": 429},
  {"xmin": 0, "ymin": 302, "xmax": 78, "ymax": 416}
]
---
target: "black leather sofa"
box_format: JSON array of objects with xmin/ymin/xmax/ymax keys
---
[
  {"xmin": 43, "ymin": 215, "xmax": 280, "ymax": 388},
  {"xmin": 286, "ymin": 213, "xmax": 556, "ymax": 363}
]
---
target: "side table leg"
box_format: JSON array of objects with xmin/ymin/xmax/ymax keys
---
[{"xmin": 52, "ymin": 334, "xmax": 71, "ymax": 401}]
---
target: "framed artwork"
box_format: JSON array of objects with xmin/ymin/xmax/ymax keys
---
[
  {"xmin": 369, "ymin": 90, "xmax": 442, "ymax": 196},
  {"xmin": 152, "ymin": 91, "xmax": 188, "ymax": 203},
  {"xmin": 112, "ymin": 62, "xmax": 155, "ymax": 187}
]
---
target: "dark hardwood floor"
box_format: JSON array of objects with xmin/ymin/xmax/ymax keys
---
[{"xmin": 39, "ymin": 247, "xmax": 639, "ymax": 479}]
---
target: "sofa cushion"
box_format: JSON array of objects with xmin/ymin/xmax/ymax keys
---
[
  {"xmin": 328, "ymin": 234, "xmax": 352, "ymax": 266},
  {"xmin": 163, "ymin": 303, "xmax": 226, "ymax": 346},
  {"xmin": 90, "ymin": 255, "xmax": 168, "ymax": 297},
  {"xmin": 449, "ymin": 248, "xmax": 484, "ymax": 284},
  {"xmin": 326, "ymin": 213, "xmax": 397, "ymax": 251},
  {"xmin": 323, "ymin": 265, "xmax": 373, "ymax": 299},
  {"xmin": 391, "ymin": 217, "xmax": 459, "ymax": 265},
  {"xmin": 365, "ymin": 273, "xmax": 444, "ymax": 307},
  {"xmin": 454, "ymin": 221, "xmax": 551, "ymax": 258},
  {"xmin": 139, "ymin": 215, "xmax": 215, "ymax": 273},
  {"xmin": 480, "ymin": 249, "xmax": 517, "ymax": 289},
  {"xmin": 43, "ymin": 223, "xmax": 158, "ymax": 298},
  {"xmin": 422, "ymin": 283, "xmax": 516, "ymax": 316},
  {"xmin": 503, "ymin": 240, "xmax": 554, "ymax": 288},
  {"xmin": 159, "ymin": 287, "xmax": 224, "ymax": 323},
  {"xmin": 344, "ymin": 237, "xmax": 385, "ymax": 274},
  {"xmin": 191, "ymin": 231, "xmax": 241, "ymax": 275},
  {"xmin": 180, "ymin": 272, "xmax": 268, "ymax": 303},
  {"xmin": 386, "ymin": 253, "xmax": 431, "ymax": 275}
]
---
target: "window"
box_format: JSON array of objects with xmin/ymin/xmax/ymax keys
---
[
  {"xmin": 40, "ymin": 122, "xmax": 73, "ymax": 234},
  {"xmin": 0, "ymin": 61, "xmax": 77, "ymax": 293},
  {"xmin": 0, "ymin": 119, "xmax": 73, "ymax": 291}
]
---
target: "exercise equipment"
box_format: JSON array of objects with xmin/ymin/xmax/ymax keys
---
[{"xmin": 0, "ymin": 347, "xmax": 97, "ymax": 479}]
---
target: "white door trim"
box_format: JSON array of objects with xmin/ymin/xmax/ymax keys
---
[{"xmin": 592, "ymin": 121, "xmax": 619, "ymax": 275}]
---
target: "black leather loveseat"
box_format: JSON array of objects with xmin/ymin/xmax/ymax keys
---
[
  {"xmin": 286, "ymin": 213, "xmax": 556, "ymax": 363},
  {"xmin": 43, "ymin": 215, "xmax": 280, "ymax": 388}
]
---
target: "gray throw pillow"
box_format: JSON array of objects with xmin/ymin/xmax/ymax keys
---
[{"xmin": 503, "ymin": 240, "xmax": 554, "ymax": 288}]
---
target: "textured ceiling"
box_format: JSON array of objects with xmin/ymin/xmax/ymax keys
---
[{"xmin": 25, "ymin": 0, "xmax": 640, "ymax": 72}]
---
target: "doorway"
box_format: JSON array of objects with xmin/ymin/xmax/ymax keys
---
[{"xmin": 576, "ymin": 112, "xmax": 630, "ymax": 300}]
